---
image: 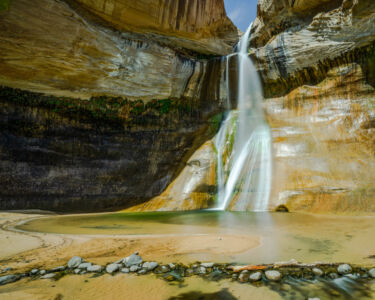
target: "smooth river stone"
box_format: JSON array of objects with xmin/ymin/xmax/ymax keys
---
[
  {"xmin": 0, "ymin": 275, "xmax": 19, "ymax": 285},
  {"xmin": 68, "ymin": 256, "xmax": 83, "ymax": 268},
  {"xmin": 249, "ymin": 272, "xmax": 263, "ymax": 282},
  {"xmin": 265, "ymin": 270, "xmax": 282, "ymax": 281},
  {"xmin": 123, "ymin": 254, "xmax": 143, "ymax": 267},
  {"xmin": 106, "ymin": 264, "xmax": 120, "ymax": 274},
  {"xmin": 337, "ymin": 264, "xmax": 352, "ymax": 275},
  {"xmin": 87, "ymin": 265, "xmax": 103, "ymax": 272}
]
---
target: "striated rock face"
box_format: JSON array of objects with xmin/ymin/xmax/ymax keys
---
[
  {"xmin": 0, "ymin": 0, "xmax": 236, "ymax": 211},
  {"xmin": 0, "ymin": 0, "xmax": 228, "ymax": 101},
  {"xmin": 251, "ymin": 0, "xmax": 375, "ymax": 98},
  {"xmin": 128, "ymin": 140, "xmax": 217, "ymax": 212},
  {"xmin": 73, "ymin": 0, "xmax": 239, "ymax": 55},
  {"xmin": 124, "ymin": 0, "xmax": 375, "ymax": 214},
  {"xmin": 251, "ymin": 0, "xmax": 375, "ymax": 213}
]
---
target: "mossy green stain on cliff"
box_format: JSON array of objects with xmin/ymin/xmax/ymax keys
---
[
  {"xmin": 0, "ymin": 87, "xmax": 203, "ymax": 129},
  {"xmin": 0, "ymin": 0, "xmax": 11, "ymax": 11}
]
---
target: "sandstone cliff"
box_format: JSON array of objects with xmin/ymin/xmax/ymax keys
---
[
  {"xmin": 251, "ymin": 0, "xmax": 375, "ymax": 213},
  {"xmin": 0, "ymin": 0, "xmax": 236, "ymax": 211},
  {"xmin": 74, "ymin": 0, "xmax": 239, "ymax": 55},
  {"xmin": 138, "ymin": 0, "xmax": 375, "ymax": 213}
]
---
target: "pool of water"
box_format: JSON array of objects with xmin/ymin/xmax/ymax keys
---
[{"xmin": 19, "ymin": 211, "xmax": 375, "ymax": 266}]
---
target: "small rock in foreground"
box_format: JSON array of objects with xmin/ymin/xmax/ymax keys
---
[
  {"xmin": 121, "ymin": 268, "xmax": 130, "ymax": 274},
  {"xmin": 68, "ymin": 256, "xmax": 83, "ymax": 269},
  {"xmin": 337, "ymin": 264, "xmax": 352, "ymax": 275},
  {"xmin": 238, "ymin": 271, "xmax": 250, "ymax": 283},
  {"xmin": 87, "ymin": 265, "xmax": 103, "ymax": 272},
  {"xmin": 329, "ymin": 273, "xmax": 339, "ymax": 279},
  {"xmin": 143, "ymin": 262, "xmax": 158, "ymax": 271},
  {"xmin": 41, "ymin": 273, "xmax": 56, "ymax": 279},
  {"xmin": 123, "ymin": 253, "xmax": 143, "ymax": 267},
  {"xmin": 78, "ymin": 263, "xmax": 92, "ymax": 270},
  {"xmin": 312, "ymin": 268, "xmax": 324, "ymax": 276},
  {"xmin": 201, "ymin": 263, "xmax": 214, "ymax": 268},
  {"xmin": 0, "ymin": 275, "xmax": 19, "ymax": 285},
  {"xmin": 30, "ymin": 269, "xmax": 39, "ymax": 275},
  {"xmin": 106, "ymin": 264, "xmax": 120, "ymax": 274},
  {"xmin": 130, "ymin": 265, "xmax": 140, "ymax": 272},
  {"xmin": 368, "ymin": 268, "xmax": 375, "ymax": 278},
  {"xmin": 51, "ymin": 266, "xmax": 65, "ymax": 272},
  {"xmin": 265, "ymin": 270, "xmax": 282, "ymax": 281},
  {"xmin": 249, "ymin": 272, "xmax": 262, "ymax": 282}
]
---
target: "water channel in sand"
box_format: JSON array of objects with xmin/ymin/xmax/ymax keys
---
[{"xmin": 18, "ymin": 212, "xmax": 375, "ymax": 266}]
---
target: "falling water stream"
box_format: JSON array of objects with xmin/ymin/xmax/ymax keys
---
[{"xmin": 215, "ymin": 24, "xmax": 272, "ymax": 211}]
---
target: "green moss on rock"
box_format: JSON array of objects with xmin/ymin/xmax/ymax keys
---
[{"xmin": 0, "ymin": 0, "xmax": 11, "ymax": 11}]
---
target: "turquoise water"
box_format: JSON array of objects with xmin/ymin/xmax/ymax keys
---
[{"xmin": 20, "ymin": 211, "xmax": 375, "ymax": 265}]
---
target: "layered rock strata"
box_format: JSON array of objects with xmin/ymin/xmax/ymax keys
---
[
  {"xmin": 0, "ymin": 0, "xmax": 236, "ymax": 211},
  {"xmin": 251, "ymin": 0, "xmax": 375, "ymax": 212},
  {"xmin": 142, "ymin": 0, "xmax": 375, "ymax": 213},
  {"xmin": 73, "ymin": 0, "xmax": 239, "ymax": 55}
]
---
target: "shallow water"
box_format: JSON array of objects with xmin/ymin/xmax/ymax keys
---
[{"xmin": 19, "ymin": 212, "xmax": 375, "ymax": 265}]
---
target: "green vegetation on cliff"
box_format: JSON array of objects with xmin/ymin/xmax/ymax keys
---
[
  {"xmin": 0, "ymin": 0, "xmax": 11, "ymax": 11},
  {"xmin": 0, "ymin": 87, "xmax": 201, "ymax": 129}
]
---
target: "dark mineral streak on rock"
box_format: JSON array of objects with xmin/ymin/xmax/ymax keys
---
[{"xmin": 0, "ymin": 88, "xmax": 219, "ymax": 212}]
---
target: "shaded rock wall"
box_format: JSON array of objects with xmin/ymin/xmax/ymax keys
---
[
  {"xmin": 0, "ymin": 87, "xmax": 221, "ymax": 212},
  {"xmin": 251, "ymin": 0, "xmax": 375, "ymax": 213},
  {"xmin": 0, "ymin": 0, "xmax": 235, "ymax": 211}
]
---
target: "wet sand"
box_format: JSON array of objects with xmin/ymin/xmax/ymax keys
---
[
  {"xmin": 16, "ymin": 211, "xmax": 375, "ymax": 265},
  {"xmin": 1, "ymin": 211, "xmax": 375, "ymax": 299},
  {"xmin": 0, "ymin": 273, "xmax": 283, "ymax": 300}
]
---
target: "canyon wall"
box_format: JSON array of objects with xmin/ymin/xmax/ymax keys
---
[
  {"xmin": 0, "ymin": 0, "xmax": 236, "ymax": 211},
  {"xmin": 138, "ymin": 0, "xmax": 375, "ymax": 213},
  {"xmin": 252, "ymin": 0, "xmax": 375, "ymax": 213},
  {"xmin": 73, "ymin": 0, "xmax": 239, "ymax": 55}
]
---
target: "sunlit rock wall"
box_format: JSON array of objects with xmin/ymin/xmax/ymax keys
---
[
  {"xmin": 0, "ymin": 0, "xmax": 228, "ymax": 101},
  {"xmin": 0, "ymin": 0, "xmax": 235, "ymax": 211},
  {"xmin": 73, "ymin": 0, "xmax": 239, "ymax": 55},
  {"xmin": 251, "ymin": 0, "xmax": 375, "ymax": 213}
]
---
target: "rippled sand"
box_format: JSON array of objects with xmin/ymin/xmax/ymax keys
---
[{"xmin": 1, "ymin": 211, "xmax": 375, "ymax": 299}]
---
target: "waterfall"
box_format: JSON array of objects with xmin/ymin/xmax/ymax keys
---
[{"xmin": 214, "ymin": 24, "xmax": 272, "ymax": 211}]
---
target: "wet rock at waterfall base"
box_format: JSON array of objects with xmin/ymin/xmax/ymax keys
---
[{"xmin": 275, "ymin": 205, "xmax": 289, "ymax": 213}]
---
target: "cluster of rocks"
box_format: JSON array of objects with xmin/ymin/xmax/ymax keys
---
[
  {"xmin": 234, "ymin": 263, "xmax": 375, "ymax": 285},
  {"xmin": 1, "ymin": 256, "xmax": 375, "ymax": 287}
]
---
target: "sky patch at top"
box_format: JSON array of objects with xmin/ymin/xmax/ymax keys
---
[{"xmin": 224, "ymin": 0, "xmax": 258, "ymax": 32}]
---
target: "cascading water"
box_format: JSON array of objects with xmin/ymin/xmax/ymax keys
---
[{"xmin": 214, "ymin": 24, "xmax": 272, "ymax": 211}]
